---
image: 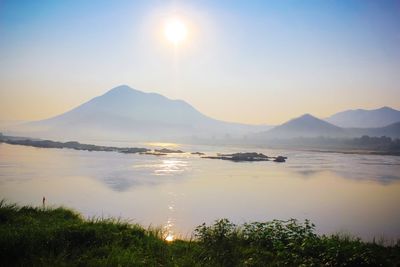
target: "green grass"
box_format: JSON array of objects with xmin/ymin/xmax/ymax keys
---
[{"xmin": 0, "ymin": 200, "xmax": 399, "ymax": 266}]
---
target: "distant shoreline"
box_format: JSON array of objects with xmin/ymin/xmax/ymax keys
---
[
  {"xmin": 0, "ymin": 135, "xmax": 151, "ymax": 154},
  {"xmin": 0, "ymin": 135, "xmax": 288, "ymax": 162},
  {"xmin": 1, "ymin": 134, "xmax": 399, "ymax": 158},
  {"xmin": 298, "ymin": 148, "xmax": 400, "ymax": 156}
]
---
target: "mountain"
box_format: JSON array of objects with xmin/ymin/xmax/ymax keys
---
[
  {"xmin": 13, "ymin": 85, "xmax": 271, "ymax": 141},
  {"xmin": 260, "ymin": 114, "xmax": 345, "ymax": 139},
  {"xmin": 325, "ymin": 107, "xmax": 400, "ymax": 128}
]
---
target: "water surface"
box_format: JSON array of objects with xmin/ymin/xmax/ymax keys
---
[{"xmin": 1, "ymin": 143, "xmax": 399, "ymax": 241}]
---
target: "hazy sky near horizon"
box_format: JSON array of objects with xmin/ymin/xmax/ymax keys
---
[{"xmin": 0, "ymin": 0, "xmax": 399, "ymax": 125}]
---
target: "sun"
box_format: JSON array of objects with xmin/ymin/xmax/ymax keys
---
[{"xmin": 164, "ymin": 17, "xmax": 188, "ymax": 45}]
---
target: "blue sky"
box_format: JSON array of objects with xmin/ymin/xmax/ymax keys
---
[{"xmin": 0, "ymin": 0, "xmax": 399, "ymax": 124}]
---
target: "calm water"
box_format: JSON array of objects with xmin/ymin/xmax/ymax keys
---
[{"xmin": 1, "ymin": 142, "xmax": 400, "ymax": 241}]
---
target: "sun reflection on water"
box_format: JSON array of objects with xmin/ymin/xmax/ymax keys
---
[
  {"xmin": 165, "ymin": 233, "xmax": 174, "ymax": 242},
  {"xmin": 164, "ymin": 215, "xmax": 176, "ymax": 242},
  {"xmin": 145, "ymin": 142, "xmax": 180, "ymax": 148},
  {"xmin": 163, "ymin": 191, "xmax": 178, "ymax": 242},
  {"xmin": 154, "ymin": 159, "xmax": 188, "ymax": 176}
]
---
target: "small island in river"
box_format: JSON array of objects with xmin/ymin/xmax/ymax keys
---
[{"xmin": 202, "ymin": 152, "xmax": 287, "ymax": 162}]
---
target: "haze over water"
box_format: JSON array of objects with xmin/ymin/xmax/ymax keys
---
[{"xmin": 1, "ymin": 142, "xmax": 399, "ymax": 242}]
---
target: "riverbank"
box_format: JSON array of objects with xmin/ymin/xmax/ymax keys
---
[
  {"xmin": 1, "ymin": 201, "xmax": 399, "ymax": 266},
  {"xmin": 0, "ymin": 135, "xmax": 150, "ymax": 154}
]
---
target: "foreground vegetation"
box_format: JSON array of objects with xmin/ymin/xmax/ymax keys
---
[{"xmin": 0, "ymin": 201, "xmax": 399, "ymax": 266}]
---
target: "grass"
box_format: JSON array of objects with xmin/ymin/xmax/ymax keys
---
[{"xmin": 0, "ymin": 200, "xmax": 399, "ymax": 266}]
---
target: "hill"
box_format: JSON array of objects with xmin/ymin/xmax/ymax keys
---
[
  {"xmin": 261, "ymin": 114, "xmax": 345, "ymax": 139},
  {"xmin": 348, "ymin": 121, "xmax": 400, "ymax": 139}
]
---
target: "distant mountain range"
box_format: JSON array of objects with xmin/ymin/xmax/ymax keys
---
[
  {"xmin": 325, "ymin": 107, "xmax": 400, "ymax": 128},
  {"xmin": 13, "ymin": 85, "xmax": 271, "ymax": 141},
  {"xmin": 6, "ymin": 85, "xmax": 400, "ymax": 142},
  {"xmin": 257, "ymin": 114, "xmax": 400, "ymax": 140}
]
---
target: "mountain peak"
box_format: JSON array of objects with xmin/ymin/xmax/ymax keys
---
[
  {"xmin": 106, "ymin": 85, "xmax": 137, "ymax": 94},
  {"xmin": 288, "ymin": 113, "xmax": 338, "ymax": 127},
  {"xmin": 294, "ymin": 114, "xmax": 323, "ymax": 123},
  {"xmin": 298, "ymin": 113, "xmax": 316, "ymax": 119},
  {"xmin": 378, "ymin": 106, "xmax": 395, "ymax": 111}
]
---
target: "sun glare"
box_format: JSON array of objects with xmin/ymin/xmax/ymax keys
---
[
  {"xmin": 164, "ymin": 18, "xmax": 188, "ymax": 45},
  {"xmin": 165, "ymin": 233, "xmax": 174, "ymax": 242}
]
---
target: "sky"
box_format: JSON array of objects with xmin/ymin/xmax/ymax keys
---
[{"xmin": 0, "ymin": 0, "xmax": 399, "ymax": 125}]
